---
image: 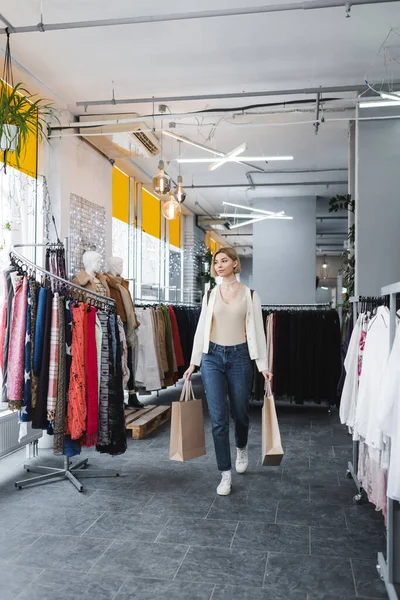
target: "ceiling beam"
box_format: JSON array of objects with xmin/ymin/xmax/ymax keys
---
[
  {"xmin": 189, "ymin": 181, "xmax": 347, "ymax": 189},
  {"xmin": 2, "ymin": 1, "xmax": 398, "ymax": 37},
  {"xmin": 76, "ymin": 81, "xmax": 400, "ymax": 109}
]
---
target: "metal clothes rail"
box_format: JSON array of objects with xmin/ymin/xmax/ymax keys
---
[
  {"xmin": 134, "ymin": 298, "xmax": 199, "ymax": 307},
  {"xmin": 11, "ymin": 243, "xmax": 116, "ymax": 311},
  {"xmin": 377, "ymin": 282, "xmax": 400, "ymax": 600},
  {"xmin": 261, "ymin": 302, "xmax": 331, "ymax": 309},
  {"xmin": 9, "ymin": 244, "xmax": 120, "ymax": 492},
  {"xmin": 345, "ymin": 296, "xmax": 369, "ymax": 504}
]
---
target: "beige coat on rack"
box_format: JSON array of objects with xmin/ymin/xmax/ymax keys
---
[{"xmin": 72, "ymin": 270, "xmax": 111, "ymax": 297}]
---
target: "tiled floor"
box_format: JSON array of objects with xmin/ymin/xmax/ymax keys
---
[{"xmin": 0, "ymin": 375, "xmax": 388, "ymax": 600}]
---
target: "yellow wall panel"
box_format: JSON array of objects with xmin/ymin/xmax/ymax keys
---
[
  {"xmin": 210, "ymin": 238, "xmax": 217, "ymax": 255},
  {"xmin": 142, "ymin": 188, "xmax": 161, "ymax": 239},
  {"xmin": 169, "ymin": 215, "xmax": 181, "ymax": 248},
  {"xmin": 112, "ymin": 167, "xmax": 129, "ymax": 223}
]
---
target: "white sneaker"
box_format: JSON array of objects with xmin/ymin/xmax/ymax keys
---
[
  {"xmin": 236, "ymin": 447, "xmax": 249, "ymax": 474},
  {"xmin": 217, "ymin": 470, "xmax": 232, "ymax": 496}
]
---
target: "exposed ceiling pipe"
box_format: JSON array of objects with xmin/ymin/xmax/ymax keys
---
[
  {"xmin": 189, "ymin": 181, "xmax": 348, "ymax": 189},
  {"xmin": 2, "ymin": 0, "xmax": 397, "ymax": 36},
  {"xmin": 246, "ymin": 168, "xmax": 347, "ymax": 188},
  {"xmin": 76, "ymin": 82, "xmax": 400, "ymax": 109}
]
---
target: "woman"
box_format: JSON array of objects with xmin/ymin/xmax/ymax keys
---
[{"xmin": 184, "ymin": 248, "xmax": 272, "ymax": 496}]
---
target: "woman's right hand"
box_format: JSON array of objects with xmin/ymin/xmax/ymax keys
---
[{"xmin": 184, "ymin": 364, "xmax": 196, "ymax": 380}]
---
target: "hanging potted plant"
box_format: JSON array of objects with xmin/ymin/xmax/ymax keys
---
[{"xmin": 0, "ymin": 30, "xmax": 54, "ymax": 170}]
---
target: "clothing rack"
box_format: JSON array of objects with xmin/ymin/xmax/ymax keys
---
[
  {"xmin": 346, "ymin": 296, "xmax": 391, "ymax": 504},
  {"xmin": 8, "ymin": 244, "xmax": 120, "ymax": 492},
  {"xmin": 10, "ymin": 244, "xmax": 116, "ymax": 312},
  {"xmin": 345, "ymin": 296, "xmax": 369, "ymax": 504},
  {"xmin": 377, "ymin": 282, "xmax": 400, "ymax": 600},
  {"xmin": 134, "ymin": 298, "xmax": 198, "ymax": 307},
  {"xmin": 261, "ymin": 303, "xmax": 331, "ymax": 309}
]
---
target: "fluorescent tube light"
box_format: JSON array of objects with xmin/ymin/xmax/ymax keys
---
[
  {"xmin": 228, "ymin": 214, "xmax": 293, "ymax": 229},
  {"xmin": 162, "ymin": 130, "xmax": 224, "ymax": 156},
  {"xmin": 321, "ymin": 286, "xmax": 329, "ymax": 290},
  {"xmin": 219, "ymin": 212, "xmax": 285, "ymax": 218},
  {"xmin": 380, "ymin": 92, "xmax": 400, "ymax": 101},
  {"xmin": 209, "ymin": 143, "xmax": 247, "ymax": 171},
  {"xmin": 359, "ymin": 100, "xmax": 400, "ymax": 108},
  {"xmin": 223, "ymin": 201, "xmax": 281, "ymax": 216},
  {"xmin": 177, "ymin": 156, "xmax": 294, "ymax": 163}
]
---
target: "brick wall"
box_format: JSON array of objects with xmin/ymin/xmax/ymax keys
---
[{"xmin": 183, "ymin": 215, "xmax": 205, "ymax": 304}]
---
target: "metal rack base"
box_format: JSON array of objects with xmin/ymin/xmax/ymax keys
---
[
  {"xmin": 15, "ymin": 456, "xmax": 120, "ymax": 492},
  {"xmin": 377, "ymin": 553, "xmax": 400, "ymax": 600}
]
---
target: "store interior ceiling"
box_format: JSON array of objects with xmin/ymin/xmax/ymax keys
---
[{"xmin": 2, "ymin": 0, "xmax": 400, "ymax": 258}]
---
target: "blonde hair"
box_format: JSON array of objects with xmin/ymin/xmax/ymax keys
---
[{"xmin": 211, "ymin": 247, "xmax": 241, "ymax": 277}]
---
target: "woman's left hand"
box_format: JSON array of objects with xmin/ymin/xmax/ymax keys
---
[{"xmin": 262, "ymin": 371, "xmax": 273, "ymax": 383}]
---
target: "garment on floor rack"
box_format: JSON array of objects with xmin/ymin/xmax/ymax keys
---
[
  {"xmin": 45, "ymin": 243, "xmax": 67, "ymax": 289},
  {"xmin": 253, "ymin": 305, "xmax": 341, "ymax": 406},
  {"xmin": 133, "ymin": 300, "xmax": 200, "ymax": 392},
  {"xmin": 1, "ymin": 249, "xmax": 127, "ymax": 457},
  {"xmin": 340, "ymin": 297, "xmax": 393, "ymax": 518}
]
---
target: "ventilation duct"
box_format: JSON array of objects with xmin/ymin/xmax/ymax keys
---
[{"xmin": 78, "ymin": 113, "xmax": 160, "ymax": 160}]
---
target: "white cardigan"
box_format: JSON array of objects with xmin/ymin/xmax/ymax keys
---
[{"xmin": 190, "ymin": 285, "xmax": 269, "ymax": 372}]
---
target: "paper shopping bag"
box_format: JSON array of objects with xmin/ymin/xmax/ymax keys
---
[
  {"xmin": 169, "ymin": 380, "xmax": 206, "ymax": 462},
  {"xmin": 262, "ymin": 382, "xmax": 284, "ymax": 467}
]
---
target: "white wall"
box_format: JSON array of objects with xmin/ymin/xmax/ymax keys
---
[
  {"xmin": 253, "ymin": 197, "xmax": 316, "ymax": 304},
  {"xmin": 356, "ymin": 115, "xmax": 400, "ymax": 295},
  {"xmin": 45, "ymin": 131, "xmax": 113, "ymax": 262},
  {"xmin": 239, "ymin": 256, "xmax": 253, "ymax": 288}
]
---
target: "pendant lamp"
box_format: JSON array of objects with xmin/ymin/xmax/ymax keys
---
[
  {"xmin": 162, "ymin": 193, "xmax": 182, "ymax": 220},
  {"xmin": 153, "ymin": 159, "xmax": 170, "ymax": 196},
  {"xmin": 173, "ymin": 141, "xmax": 186, "ymax": 203},
  {"xmin": 153, "ymin": 120, "xmax": 170, "ymax": 196},
  {"xmin": 173, "ymin": 175, "xmax": 186, "ymax": 203}
]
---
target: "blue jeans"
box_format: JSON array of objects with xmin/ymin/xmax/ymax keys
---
[{"xmin": 201, "ymin": 342, "xmax": 253, "ymax": 472}]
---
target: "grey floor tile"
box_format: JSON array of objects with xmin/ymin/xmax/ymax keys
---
[
  {"xmin": 333, "ymin": 447, "xmax": 353, "ymax": 461},
  {"xmin": 0, "ymin": 500, "xmax": 36, "ymax": 530},
  {"xmin": 280, "ymin": 456, "xmax": 310, "ymax": 470},
  {"xmin": 264, "ymin": 552, "xmax": 356, "ymax": 595},
  {"xmin": 131, "ymin": 471, "xmax": 193, "ymax": 493},
  {"xmin": 310, "ymin": 484, "xmax": 359, "ymax": 506},
  {"xmin": 176, "ymin": 546, "xmax": 267, "ymax": 587},
  {"xmin": 84, "ymin": 511, "xmax": 168, "ymax": 541},
  {"xmin": 17, "ymin": 568, "xmax": 127, "ymax": 600},
  {"xmin": 286, "ymin": 446, "xmax": 335, "ymax": 459},
  {"xmin": 141, "ymin": 494, "xmax": 213, "ymax": 519},
  {"xmin": 91, "ymin": 539, "xmax": 188, "ymax": 578},
  {"xmin": 14, "ymin": 506, "xmax": 105, "ymax": 536},
  {"xmin": 281, "ymin": 468, "xmax": 339, "ymax": 486},
  {"xmin": 344, "ymin": 506, "xmax": 386, "ymax": 533},
  {"xmin": 0, "ymin": 562, "xmax": 43, "ymax": 600},
  {"xmin": 157, "ymin": 516, "xmax": 237, "ymax": 548},
  {"xmin": 248, "ymin": 479, "xmax": 310, "ymax": 502},
  {"xmin": 307, "ymin": 594, "xmax": 378, "ymax": 600},
  {"xmin": 0, "ymin": 529, "xmax": 42, "ymax": 561},
  {"xmin": 77, "ymin": 474, "xmax": 138, "ymax": 490},
  {"xmin": 212, "ymin": 583, "xmax": 306, "ymax": 599},
  {"xmin": 15, "ymin": 534, "xmax": 113, "ymax": 571},
  {"xmin": 311, "ymin": 526, "xmax": 386, "ymax": 559},
  {"xmin": 207, "ymin": 494, "xmax": 277, "ymax": 523},
  {"xmin": 114, "ymin": 577, "xmax": 214, "ymax": 600},
  {"xmin": 79, "ymin": 488, "xmax": 154, "ymax": 512},
  {"xmin": 352, "ymin": 559, "xmax": 388, "ymax": 598},
  {"xmin": 232, "ymin": 521, "xmax": 309, "ymax": 555},
  {"xmin": 277, "ymin": 499, "xmax": 346, "ymax": 528}
]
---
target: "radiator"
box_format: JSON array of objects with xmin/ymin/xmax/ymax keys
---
[{"xmin": 0, "ymin": 411, "xmax": 42, "ymax": 458}]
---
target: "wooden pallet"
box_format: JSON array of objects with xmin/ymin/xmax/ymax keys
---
[{"xmin": 125, "ymin": 405, "xmax": 171, "ymax": 439}]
